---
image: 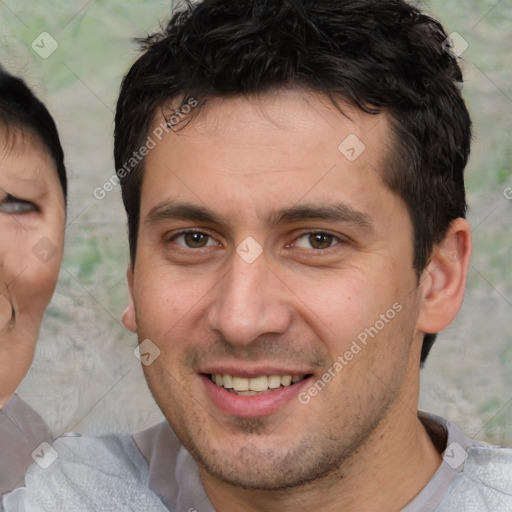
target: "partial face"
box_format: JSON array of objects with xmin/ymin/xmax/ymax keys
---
[
  {"xmin": 126, "ymin": 91, "xmax": 425, "ymax": 490},
  {"xmin": 0, "ymin": 129, "xmax": 65, "ymax": 406}
]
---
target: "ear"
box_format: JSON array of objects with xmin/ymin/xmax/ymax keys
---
[
  {"xmin": 416, "ymin": 218, "xmax": 472, "ymax": 334},
  {"xmin": 122, "ymin": 264, "xmax": 137, "ymax": 333}
]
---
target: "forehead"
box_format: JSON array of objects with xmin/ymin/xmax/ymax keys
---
[
  {"xmin": 141, "ymin": 90, "xmax": 396, "ymax": 222},
  {"xmin": 150, "ymin": 90, "xmax": 390, "ymax": 153},
  {"xmin": 0, "ymin": 127, "xmax": 57, "ymax": 182}
]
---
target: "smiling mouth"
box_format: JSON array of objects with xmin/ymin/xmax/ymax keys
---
[{"xmin": 208, "ymin": 373, "xmax": 311, "ymax": 396}]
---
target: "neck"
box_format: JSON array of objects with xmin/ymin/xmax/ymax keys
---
[{"xmin": 200, "ymin": 368, "xmax": 442, "ymax": 512}]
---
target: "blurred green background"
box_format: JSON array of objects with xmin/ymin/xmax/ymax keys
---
[{"xmin": 1, "ymin": 0, "xmax": 511, "ymax": 444}]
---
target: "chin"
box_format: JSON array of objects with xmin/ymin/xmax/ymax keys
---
[{"xmin": 190, "ymin": 432, "xmax": 344, "ymax": 491}]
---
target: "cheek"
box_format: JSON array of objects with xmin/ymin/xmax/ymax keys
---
[
  {"xmin": 1, "ymin": 230, "xmax": 63, "ymax": 314},
  {"xmin": 133, "ymin": 267, "xmax": 204, "ymax": 338},
  {"xmin": 14, "ymin": 261, "xmax": 60, "ymax": 316},
  {"xmin": 295, "ymin": 269, "xmax": 407, "ymax": 352}
]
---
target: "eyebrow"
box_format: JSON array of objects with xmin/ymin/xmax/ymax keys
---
[
  {"xmin": 145, "ymin": 201, "xmax": 226, "ymax": 227},
  {"xmin": 145, "ymin": 200, "xmax": 374, "ymax": 232},
  {"xmin": 269, "ymin": 203, "xmax": 374, "ymax": 232}
]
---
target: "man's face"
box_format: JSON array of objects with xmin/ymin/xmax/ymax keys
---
[{"xmin": 126, "ymin": 91, "xmax": 425, "ymax": 490}]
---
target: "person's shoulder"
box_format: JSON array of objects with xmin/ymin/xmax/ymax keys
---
[
  {"xmin": 132, "ymin": 420, "xmax": 207, "ymax": 509},
  {"xmin": 2, "ymin": 432, "xmax": 168, "ymax": 511},
  {"xmin": 132, "ymin": 419, "xmax": 182, "ymax": 465},
  {"xmin": 0, "ymin": 394, "xmax": 51, "ymax": 496},
  {"xmin": 465, "ymin": 443, "xmax": 512, "ymax": 491},
  {"xmin": 439, "ymin": 444, "xmax": 512, "ymax": 511},
  {"xmin": 0, "ymin": 393, "xmax": 51, "ymax": 444},
  {"xmin": 414, "ymin": 412, "xmax": 512, "ymax": 511}
]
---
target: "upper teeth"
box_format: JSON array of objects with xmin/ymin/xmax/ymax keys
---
[{"xmin": 213, "ymin": 374, "xmax": 303, "ymax": 392}]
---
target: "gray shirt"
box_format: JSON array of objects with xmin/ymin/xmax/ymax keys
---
[
  {"xmin": 133, "ymin": 413, "xmax": 512, "ymax": 511},
  {"xmin": 2, "ymin": 398, "xmax": 512, "ymax": 511}
]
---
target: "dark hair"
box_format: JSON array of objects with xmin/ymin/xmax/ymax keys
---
[
  {"xmin": 0, "ymin": 66, "xmax": 67, "ymax": 200},
  {"xmin": 115, "ymin": 0, "xmax": 472, "ymax": 363}
]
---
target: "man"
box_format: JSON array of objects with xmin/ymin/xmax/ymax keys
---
[{"xmin": 3, "ymin": 0, "xmax": 512, "ymax": 510}]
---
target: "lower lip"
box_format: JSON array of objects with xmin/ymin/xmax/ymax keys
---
[{"xmin": 201, "ymin": 375, "xmax": 311, "ymax": 418}]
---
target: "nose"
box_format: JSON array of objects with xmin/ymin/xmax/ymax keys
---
[{"xmin": 206, "ymin": 251, "xmax": 292, "ymax": 345}]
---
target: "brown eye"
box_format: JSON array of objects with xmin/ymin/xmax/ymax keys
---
[
  {"xmin": 184, "ymin": 232, "xmax": 209, "ymax": 248},
  {"xmin": 172, "ymin": 231, "xmax": 217, "ymax": 249},
  {"xmin": 309, "ymin": 233, "xmax": 334, "ymax": 249},
  {"xmin": 293, "ymin": 232, "xmax": 339, "ymax": 250}
]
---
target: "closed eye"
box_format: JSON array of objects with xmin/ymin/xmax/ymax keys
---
[{"xmin": 0, "ymin": 193, "xmax": 39, "ymax": 214}]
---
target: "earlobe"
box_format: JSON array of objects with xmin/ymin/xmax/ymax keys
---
[
  {"xmin": 122, "ymin": 264, "xmax": 137, "ymax": 333},
  {"xmin": 416, "ymin": 218, "xmax": 472, "ymax": 334}
]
